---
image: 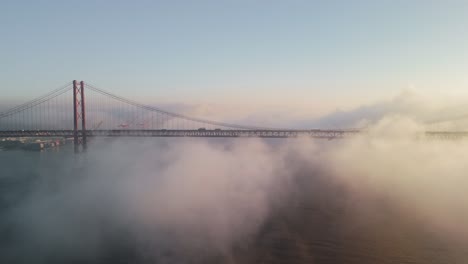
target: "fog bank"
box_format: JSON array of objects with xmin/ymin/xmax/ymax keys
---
[{"xmin": 1, "ymin": 116, "xmax": 467, "ymax": 263}]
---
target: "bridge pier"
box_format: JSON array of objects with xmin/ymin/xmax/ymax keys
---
[
  {"xmin": 80, "ymin": 81, "xmax": 87, "ymax": 151},
  {"xmin": 73, "ymin": 80, "xmax": 87, "ymax": 153}
]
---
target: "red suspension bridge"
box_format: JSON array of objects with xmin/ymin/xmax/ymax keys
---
[{"xmin": 0, "ymin": 80, "xmax": 466, "ymax": 152}]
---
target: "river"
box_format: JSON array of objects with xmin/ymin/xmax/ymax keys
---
[{"xmin": 0, "ymin": 138, "xmax": 466, "ymax": 263}]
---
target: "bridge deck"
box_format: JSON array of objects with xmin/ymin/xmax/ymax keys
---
[
  {"xmin": 0, "ymin": 129, "xmax": 359, "ymax": 138},
  {"xmin": 0, "ymin": 129, "xmax": 467, "ymax": 139}
]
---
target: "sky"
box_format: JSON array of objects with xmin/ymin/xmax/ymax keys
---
[{"xmin": 2, "ymin": 0, "xmax": 468, "ymax": 112}]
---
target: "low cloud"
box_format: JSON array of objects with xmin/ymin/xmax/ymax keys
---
[
  {"xmin": 2, "ymin": 138, "xmax": 292, "ymax": 263},
  {"xmin": 1, "ymin": 108, "xmax": 468, "ymax": 263},
  {"xmin": 299, "ymin": 90, "xmax": 468, "ymax": 129},
  {"xmin": 0, "ymin": 93, "xmax": 468, "ymax": 263},
  {"xmin": 141, "ymin": 90, "xmax": 468, "ymax": 130}
]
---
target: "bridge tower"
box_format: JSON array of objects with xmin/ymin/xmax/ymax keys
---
[{"xmin": 73, "ymin": 80, "xmax": 87, "ymax": 153}]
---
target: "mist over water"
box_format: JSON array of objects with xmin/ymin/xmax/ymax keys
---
[{"xmin": 1, "ymin": 117, "xmax": 468, "ymax": 263}]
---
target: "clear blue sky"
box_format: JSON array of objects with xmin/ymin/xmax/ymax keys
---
[{"xmin": 2, "ymin": 0, "xmax": 468, "ymax": 106}]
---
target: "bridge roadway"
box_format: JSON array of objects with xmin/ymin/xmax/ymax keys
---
[
  {"xmin": 1, "ymin": 129, "xmax": 468, "ymax": 139},
  {"xmin": 0, "ymin": 129, "xmax": 359, "ymax": 139}
]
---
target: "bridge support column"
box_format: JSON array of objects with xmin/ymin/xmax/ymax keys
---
[
  {"xmin": 72, "ymin": 80, "xmax": 86, "ymax": 153},
  {"xmin": 80, "ymin": 81, "xmax": 87, "ymax": 150}
]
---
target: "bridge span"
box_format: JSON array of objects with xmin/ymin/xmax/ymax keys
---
[
  {"xmin": 1, "ymin": 80, "xmax": 468, "ymax": 152},
  {"xmin": 1, "ymin": 129, "xmax": 467, "ymax": 140},
  {"xmin": 0, "ymin": 129, "xmax": 359, "ymax": 139}
]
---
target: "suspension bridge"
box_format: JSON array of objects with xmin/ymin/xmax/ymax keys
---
[{"xmin": 0, "ymin": 81, "xmax": 466, "ymax": 152}]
